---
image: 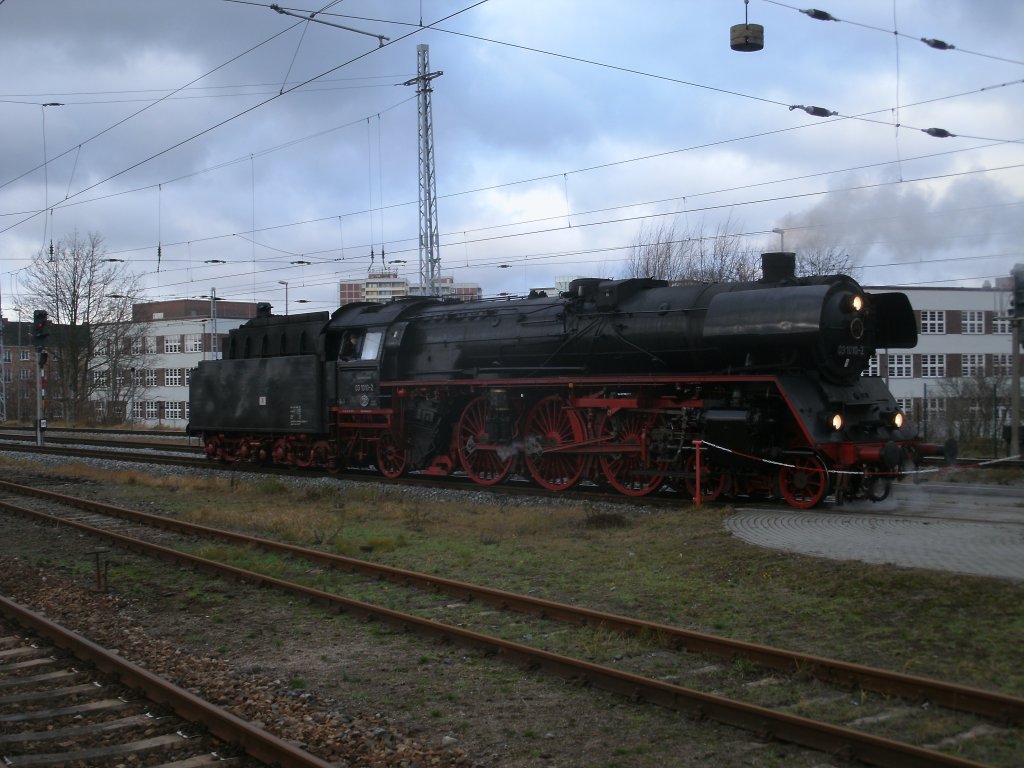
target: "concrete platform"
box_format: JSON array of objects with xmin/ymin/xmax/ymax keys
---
[{"xmin": 725, "ymin": 507, "xmax": 1024, "ymax": 582}]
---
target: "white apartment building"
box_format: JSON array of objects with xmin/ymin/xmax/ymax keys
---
[
  {"xmin": 866, "ymin": 283, "xmax": 1021, "ymax": 447},
  {"xmin": 98, "ymin": 299, "xmax": 258, "ymax": 429}
]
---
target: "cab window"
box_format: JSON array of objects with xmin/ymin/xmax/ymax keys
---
[
  {"xmin": 339, "ymin": 329, "xmax": 383, "ymax": 362},
  {"xmin": 360, "ymin": 331, "xmax": 383, "ymax": 361}
]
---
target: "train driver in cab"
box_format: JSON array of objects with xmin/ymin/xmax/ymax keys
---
[{"xmin": 340, "ymin": 331, "xmax": 363, "ymax": 362}]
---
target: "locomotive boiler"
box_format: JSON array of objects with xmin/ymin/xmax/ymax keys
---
[{"xmin": 187, "ymin": 252, "xmax": 947, "ymax": 508}]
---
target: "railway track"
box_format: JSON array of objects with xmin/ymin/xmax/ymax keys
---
[
  {"xmin": 7, "ymin": 435, "xmax": 1019, "ymax": 526},
  {"xmin": 0, "ymin": 431, "xmax": 200, "ymax": 454},
  {"xmin": 1, "ymin": 433, "xmax": 1020, "ymax": 512},
  {"xmin": 0, "ymin": 595, "xmax": 335, "ymax": 768},
  {"xmin": 0, "ymin": 478, "xmax": 1018, "ymax": 767}
]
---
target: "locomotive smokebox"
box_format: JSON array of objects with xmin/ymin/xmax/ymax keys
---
[{"xmin": 761, "ymin": 252, "xmax": 796, "ymax": 283}]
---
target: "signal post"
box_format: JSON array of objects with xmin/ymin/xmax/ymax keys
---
[{"xmin": 33, "ymin": 310, "xmax": 48, "ymax": 447}]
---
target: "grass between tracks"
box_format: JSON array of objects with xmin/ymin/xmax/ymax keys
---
[{"xmin": 27, "ymin": 458, "xmax": 1024, "ymax": 701}]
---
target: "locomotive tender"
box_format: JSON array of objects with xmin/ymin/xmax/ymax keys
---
[{"xmin": 187, "ymin": 252, "xmax": 946, "ymax": 508}]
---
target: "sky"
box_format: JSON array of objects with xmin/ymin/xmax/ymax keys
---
[{"xmin": 1, "ymin": 0, "xmax": 1022, "ymax": 317}]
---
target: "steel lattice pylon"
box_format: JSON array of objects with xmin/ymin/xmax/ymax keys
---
[{"xmin": 404, "ymin": 45, "xmax": 443, "ymax": 296}]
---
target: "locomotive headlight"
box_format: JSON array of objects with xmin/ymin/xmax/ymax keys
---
[
  {"xmin": 830, "ymin": 413, "xmax": 843, "ymax": 431},
  {"xmin": 842, "ymin": 293, "xmax": 865, "ymax": 313},
  {"xmin": 881, "ymin": 410, "xmax": 905, "ymax": 429}
]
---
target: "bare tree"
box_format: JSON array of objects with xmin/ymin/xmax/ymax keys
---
[
  {"xmin": 623, "ymin": 214, "xmax": 759, "ymax": 283},
  {"xmin": 796, "ymin": 245, "xmax": 860, "ymax": 278},
  {"xmin": 17, "ymin": 231, "xmax": 150, "ymax": 425},
  {"xmin": 938, "ymin": 369, "xmax": 1010, "ymax": 453},
  {"xmin": 623, "ymin": 219, "xmax": 685, "ymax": 281}
]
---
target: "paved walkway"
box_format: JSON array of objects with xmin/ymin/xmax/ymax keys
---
[{"xmin": 725, "ymin": 509, "xmax": 1024, "ymax": 582}]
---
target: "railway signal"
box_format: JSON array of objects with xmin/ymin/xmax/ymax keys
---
[
  {"xmin": 32, "ymin": 309, "xmax": 49, "ymax": 447},
  {"xmin": 32, "ymin": 309, "xmax": 49, "ymax": 347}
]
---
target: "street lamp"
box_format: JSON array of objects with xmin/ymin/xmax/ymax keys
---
[
  {"xmin": 278, "ymin": 280, "xmax": 288, "ymax": 315},
  {"xmin": 771, "ymin": 228, "xmax": 786, "ymax": 251},
  {"xmin": 199, "ymin": 289, "xmax": 222, "ymax": 358}
]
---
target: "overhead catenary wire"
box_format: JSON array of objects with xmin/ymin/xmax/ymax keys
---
[
  {"xmin": 6, "ymin": 69, "xmax": 1018, "ymax": 232},
  {"xmin": 7, "ymin": 0, "xmax": 1014, "ymax": 228},
  {"xmin": 0, "ymin": 1, "xmax": 489, "ymax": 239},
  {"xmin": 75, "ymin": 160, "xmax": 1024, "ymax": 296},
  {"xmin": 28, "ymin": 132, "xmax": 1019, "ymax": 271},
  {"xmin": 3, "ymin": 5, "xmax": 1019, "ymax": 244},
  {"xmin": 762, "ymin": 0, "xmax": 1024, "ymax": 66},
  {"xmin": 3, "ymin": 2, "xmax": 1020, "ymax": 307},
  {"xmin": 0, "ymin": 20, "xmax": 308, "ymax": 197}
]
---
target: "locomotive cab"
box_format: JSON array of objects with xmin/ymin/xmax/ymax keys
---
[
  {"xmin": 335, "ymin": 327, "xmax": 385, "ymax": 411},
  {"xmin": 336, "ymin": 327, "xmax": 385, "ymax": 409}
]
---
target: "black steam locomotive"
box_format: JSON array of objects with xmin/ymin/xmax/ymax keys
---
[{"xmin": 187, "ymin": 252, "xmax": 946, "ymax": 508}]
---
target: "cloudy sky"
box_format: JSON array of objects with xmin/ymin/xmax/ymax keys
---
[{"xmin": 1, "ymin": 0, "xmax": 1022, "ymax": 315}]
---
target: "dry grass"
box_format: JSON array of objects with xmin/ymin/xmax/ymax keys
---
[{"xmin": 5, "ymin": 455, "xmax": 1023, "ymax": 701}]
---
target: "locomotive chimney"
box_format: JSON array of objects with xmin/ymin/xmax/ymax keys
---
[{"xmin": 760, "ymin": 251, "xmax": 796, "ymax": 283}]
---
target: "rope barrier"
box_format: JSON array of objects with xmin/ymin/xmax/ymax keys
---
[{"xmin": 696, "ymin": 439, "xmax": 1021, "ymax": 480}]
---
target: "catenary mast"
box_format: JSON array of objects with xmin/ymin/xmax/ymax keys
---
[{"xmin": 404, "ymin": 45, "xmax": 443, "ymax": 296}]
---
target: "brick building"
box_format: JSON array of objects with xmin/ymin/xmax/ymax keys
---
[{"xmin": 0, "ymin": 319, "xmax": 44, "ymax": 423}]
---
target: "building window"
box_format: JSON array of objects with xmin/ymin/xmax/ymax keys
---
[
  {"xmin": 93, "ymin": 370, "xmax": 110, "ymax": 387},
  {"xmin": 888, "ymin": 354, "xmax": 912, "ymax": 378},
  {"xmin": 863, "ymin": 355, "xmax": 880, "ymax": 377},
  {"xmin": 132, "ymin": 401, "xmax": 144, "ymax": 419},
  {"xmin": 924, "ymin": 397, "xmax": 946, "ymax": 417},
  {"xmin": 993, "ymin": 354, "xmax": 1014, "ymax": 376},
  {"xmin": 20, "ymin": 350, "xmax": 30, "ymax": 361},
  {"xmin": 895, "ymin": 397, "xmax": 913, "ymax": 414},
  {"xmin": 165, "ymin": 368, "xmax": 182, "ymax": 386},
  {"xmin": 920, "ymin": 310, "xmax": 945, "ymax": 334},
  {"xmin": 961, "ymin": 310, "xmax": 984, "ymax": 334},
  {"xmin": 961, "ymin": 353, "xmax": 984, "ymax": 376},
  {"xmin": 164, "ymin": 336, "xmax": 181, "ymax": 353},
  {"xmin": 921, "ymin": 354, "xmax": 946, "ymax": 378},
  {"xmin": 2, "ymin": 350, "xmax": 9, "ymax": 362},
  {"xmin": 145, "ymin": 337, "xmax": 157, "ymax": 354},
  {"xmin": 165, "ymin": 401, "xmax": 183, "ymax": 420},
  {"xmin": 184, "ymin": 367, "xmax": 192, "ymax": 385},
  {"xmin": 19, "ymin": 368, "xmax": 30, "ymax": 380},
  {"xmin": 184, "ymin": 401, "xmax": 190, "ymax": 420},
  {"xmin": 185, "ymin": 333, "xmax": 203, "ymax": 353},
  {"xmin": 993, "ymin": 316, "xmax": 1011, "ymax": 334},
  {"xmin": 2, "ymin": 370, "xmax": 10, "ymax": 383},
  {"xmin": 144, "ymin": 369, "xmax": 157, "ymax": 386},
  {"xmin": 145, "ymin": 401, "xmax": 160, "ymax": 419}
]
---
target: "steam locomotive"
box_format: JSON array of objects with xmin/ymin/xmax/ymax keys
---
[{"xmin": 187, "ymin": 252, "xmax": 948, "ymax": 508}]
